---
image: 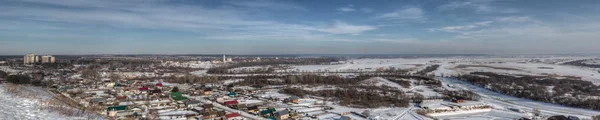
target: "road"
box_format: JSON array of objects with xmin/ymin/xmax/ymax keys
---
[
  {"xmin": 190, "ymin": 96, "xmax": 267, "ymax": 120},
  {"xmin": 389, "ymin": 106, "xmax": 429, "ymax": 120},
  {"xmin": 437, "ymin": 77, "xmax": 600, "ymax": 118}
]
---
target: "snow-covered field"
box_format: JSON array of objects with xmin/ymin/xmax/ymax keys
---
[
  {"xmin": 432, "ymin": 57, "xmax": 600, "ymax": 85},
  {"xmin": 287, "ymin": 58, "xmax": 432, "ymax": 72},
  {"xmin": 437, "ymin": 77, "xmax": 600, "ymax": 119}
]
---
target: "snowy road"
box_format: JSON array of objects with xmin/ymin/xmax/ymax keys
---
[{"xmin": 437, "ymin": 77, "xmax": 600, "ymax": 118}]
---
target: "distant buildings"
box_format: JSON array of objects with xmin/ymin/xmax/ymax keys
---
[
  {"xmin": 24, "ymin": 54, "xmax": 55, "ymax": 64},
  {"xmin": 41, "ymin": 55, "xmax": 55, "ymax": 63},
  {"xmin": 223, "ymin": 55, "xmax": 233, "ymax": 63},
  {"xmin": 24, "ymin": 54, "xmax": 36, "ymax": 64}
]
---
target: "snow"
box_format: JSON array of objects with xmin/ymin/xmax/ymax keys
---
[
  {"xmin": 432, "ymin": 58, "xmax": 600, "ymax": 85},
  {"xmin": 288, "ymin": 58, "xmax": 430, "ymax": 72},
  {"xmin": 238, "ymin": 99, "xmax": 263, "ymax": 105},
  {"xmin": 0, "ymin": 66, "xmax": 21, "ymax": 73},
  {"xmin": 295, "ymin": 107, "xmax": 323, "ymax": 113},
  {"xmin": 159, "ymin": 110, "xmax": 197, "ymax": 116},
  {"xmin": 437, "ymin": 77, "xmax": 600, "ymax": 119},
  {"xmin": 434, "ymin": 109, "xmax": 524, "ymax": 120},
  {"xmin": 259, "ymin": 89, "xmax": 291, "ymax": 99},
  {"xmin": 0, "ymin": 85, "xmax": 104, "ymax": 120},
  {"xmin": 221, "ymin": 79, "xmax": 244, "ymax": 85},
  {"xmin": 317, "ymin": 113, "xmax": 340, "ymax": 120},
  {"xmin": 189, "ymin": 70, "xmax": 208, "ymax": 76}
]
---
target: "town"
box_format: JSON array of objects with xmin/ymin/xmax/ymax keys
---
[{"xmin": 2, "ymin": 54, "xmax": 600, "ymax": 120}]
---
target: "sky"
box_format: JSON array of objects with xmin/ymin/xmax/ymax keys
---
[{"xmin": 1, "ymin": 0, "xmax": 600, "ymax": 55}]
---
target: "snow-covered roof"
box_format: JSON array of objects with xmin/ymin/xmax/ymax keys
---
[{"xmin": 159, "ymin": 110, "xmax": 197, "ymax": 116}]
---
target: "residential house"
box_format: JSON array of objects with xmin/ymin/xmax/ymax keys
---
[
  {"xmin": 247, "ymin": 106, "xmax": 260, "ymax": 114},
  {"xmin": 260, "ymin": 108, "xmax": 276, "ymax": 118},
  {"xmin": 203, "ymin": 104, "xmax": 214, "ymax": 112},
  {"xmin": 106, "ymin": 105, "xmax": 128, "ymax": 117},
  {"xmin": 224, "ymin": 100, "xmax": 239, "ymax": 108},
  {"xmin": 185, "ymin": 100, "xmax": 202, "ymax": 109},
  {"xmin": 339, "ymin": 116, "xmax": 352, "ymax": 120},
  {"xmin": 228, "ymin": 92, "xmax": 237, "ymax": 97},
  {"xmin": 171, "ymin": 92, "xmax": 188, "ymax": 101},
  {"xmin": 225, "ymin": 113, "xmax": 242, "ymax": 120},
  {"xmin": 204, "ymin": 88, "xmax": 213, "ymax": 95},
  {"xmin": 274, "ymin": 110, "xmax": 290, "ymax": 120},
  {"xmin": 139, "ymin": 87, "xmax": 149, "ymax": 94},
  {"xmin": 548, "ymin": 115, "xmax": 568, "ymax": 120},
  {"xmin": 90, "ymin": 97, "xmax": 107, "ymax": 105}
]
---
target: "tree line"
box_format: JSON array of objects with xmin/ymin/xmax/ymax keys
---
[
  {"xmin": 281, "ymin": 88, "xmax": 411, "ymax": 108},
  {"xmin": 207, "ymin": 58, "xmax": 339, "ymax": 74},
  {"xmin": 563, "ymin": 59, "xmax": 600, "ymax": 68},
  {"xmin": 415, "ymin": 64, "xmax": 440, "ymax": 75}
]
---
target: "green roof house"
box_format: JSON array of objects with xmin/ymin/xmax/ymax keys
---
[
  {"xmin": 171, "ymin": 92, "xmax": 188, "ymax": 101},
  {"xmin": 106, "ymin": 105, "xmax": 128, "ymax": 112},
  {"xmin": 228, "ymin": 92, "xmax": 237, "ymax": 97}
]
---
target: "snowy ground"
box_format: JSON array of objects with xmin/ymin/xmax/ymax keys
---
[
  {"xmin": 437, "ymin": 77, "xmax": 600, "ymax": 119},
  {"xmin": 287, "ymin": 58, "xmax": 431, "ymax": 72},
  {"xmin": 432, "ymin": 57, "xmax": 600, "ymax": 85},
  {"xmin": 0, "ymin": 85, "xmax": 104, "ymax": 120},
  {"xmin": 0, "ymin": 66, "xmax": 21, "ymax": 73}
]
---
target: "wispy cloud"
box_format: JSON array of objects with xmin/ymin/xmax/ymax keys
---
[
  {"xmin": 430, "ymin": 16, "xmax": 534, "ymax": 33},
  {"xmin": 438, "ymin": 0, "xmax": 518, "ymax": 14},
  {"xmin": 228, "ymin": 0, "xmax": 308, "ymax": 11},
  {"xmin": 336, "ymin": 5, "xmax": 372, "ymax": 13},
  {"xmin": 429, "ymin": 21, "xmax": 493, "ymax": 32},
  {"xmin": 375, "ymin": 7, "xmax": 425, "ymax": 21},
  {"xmin": 336, "ymin": 5, "xmax": 356, "ymax": 12},
  {"xmin": 318, "ymin": 21, "xmax": 376, "ymax": 35},
  {"xmin": 0, "ymin": 0, "xmax": 375, "ymax": 42},
  {"xmin": 497, "ymin": 16, "xmax": 534, "ymax": 22}
]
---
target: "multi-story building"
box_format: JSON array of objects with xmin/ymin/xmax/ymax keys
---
[
  {"xmin": 25, "ymin": 54, "xmax": 56, "ymax": 64},
  {"xmin": 24, "ymin": 54, "xmax": 36, "ymax": 64},
  {"xmin": 41, "ymin": 55, "xmax": 56, "ymax": 63}
]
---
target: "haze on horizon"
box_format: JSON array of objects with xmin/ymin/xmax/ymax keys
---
[{"xmin": 1, "ymin": 0, "xmax": 600, "ymax": 55}]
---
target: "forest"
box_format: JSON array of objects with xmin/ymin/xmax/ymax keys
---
[{"xmin": 455, "ymin": 72, "xmax": 600, "ymax": 110}]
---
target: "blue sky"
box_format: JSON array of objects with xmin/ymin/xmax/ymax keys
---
[{"xmin": 1, "ymin": 0, "xmax": 600, "ymax": 55}]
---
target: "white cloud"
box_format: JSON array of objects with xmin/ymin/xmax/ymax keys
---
[
  {"xmin": 438, "ymin": 0, "xmax": 518, "ymax": 14},
  {"xmin": 336, "ymin": 5, "xmax": 356, "ymax": 12},
  {"xmin": 336, "ymin": 5, "xmax": 371, "ymax": 13},
  {"xmin": 376, "ymin": 7, "xmax": 425, "ymax": 20},
  {"xmin": 497, "ymin": 16, "xmax": 534, "ymax": 22},
  {"xmin": 430, "ymin": 21, "xmax": 493, "ymax": 32},
  {"xmin": 2, "ymin": 0, "xmax": 375, "ymax": 42},
  {"xmin": 360, "ymin": 8, "xmax": 373, "ymax": 13},
  {"xmin": 228, "ymin": 0, "xmax": 308, "ymax": 11},
  {"xmin": 318, "ymin": 21, "xmax": 376, "ymax": 34}
]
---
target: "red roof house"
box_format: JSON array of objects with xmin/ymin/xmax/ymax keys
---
[
  {"xmin": 224, "ymin": 100, "xmax": 239, "ymax": 106},
  {"xmin": 139, "ymin": 87, "xmax": 149, "ymax": 91},
  {"xmin": 225, "ymin": 113, "xmax": 241, "ymax": 119}
]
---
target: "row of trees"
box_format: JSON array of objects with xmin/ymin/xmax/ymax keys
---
[
  {"xmin": 455, "ymin": 72, "xmax": 600, "ymax": 110},
  {"xmin": 207, "ymin": 58, "xmax": 339, "ymax": 74},
  {"xmin": 439, "ymin": 90, "xmax": 480, "ymax": 101},
  {"xmin": 281, "ymin": 88, "xmax": 411, "ymax": 108},
  {"xmin": 415, "ymin": 64, "xmax": 440, "ymax": 75},
  {"xmin": 563, "ymin": 59, "xmax": 600, "ymax": 68}
]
